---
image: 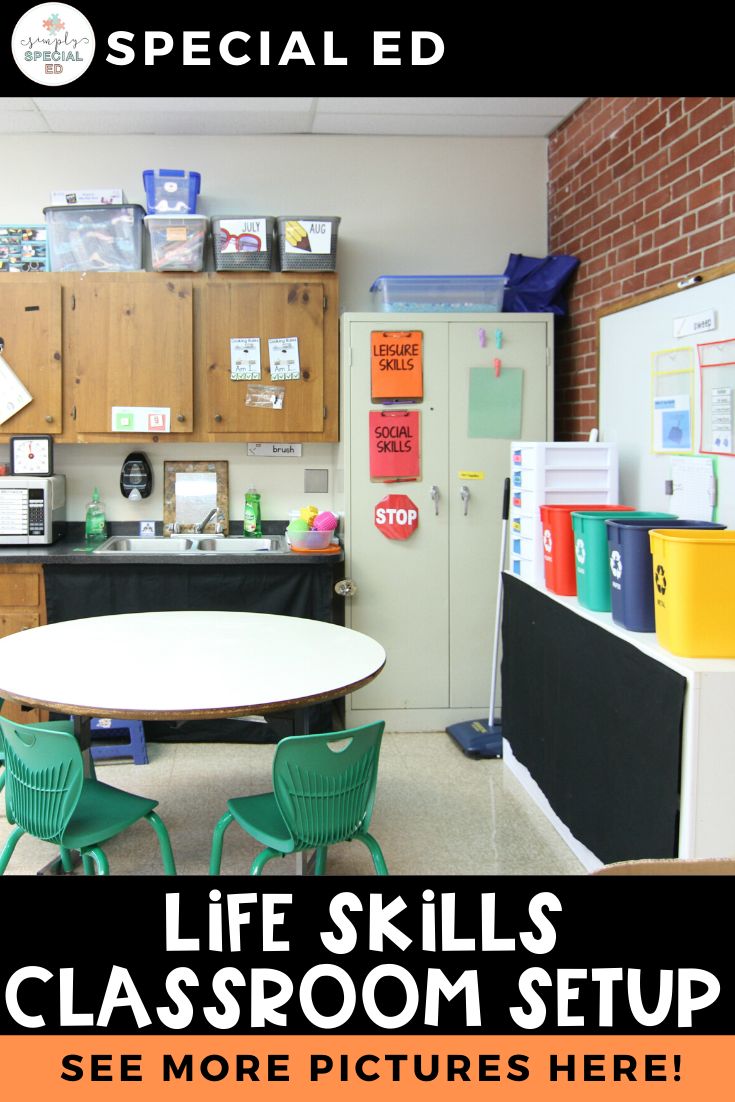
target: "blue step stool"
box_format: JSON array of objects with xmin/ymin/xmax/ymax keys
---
[{"xmin": 88, "ymin": 718, "xmax": 149, "ymax": 765}]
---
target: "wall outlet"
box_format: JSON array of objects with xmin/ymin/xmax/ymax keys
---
[{"xmin": 139, "ymin": 521, "xmax": 156, "ymax": 537}]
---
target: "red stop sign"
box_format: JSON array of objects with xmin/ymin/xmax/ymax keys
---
[{"xmin": 375, "ymin": 494, "xmax": 419, "ymax": 540}]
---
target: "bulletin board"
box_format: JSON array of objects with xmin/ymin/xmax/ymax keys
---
[{"xmin": 599, "ymin": 265, "xmax": 735, "ymax": 526}]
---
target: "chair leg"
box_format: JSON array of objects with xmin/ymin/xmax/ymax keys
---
[
  {"xmin": 0, "ymin": 770, "xmax": 4, "ymax": 794},
  {"xmin": 81, "ymin": 854, "xmax": 96, "ymax": 876},
  {"xmin": 0, "ymin": 826, "xmax": 24, "ymax": 874},
  {"xmin": 59, "ymin": 847, "xmax": 75, "ymax": 874},
  {"xmin": 209, "ymin": 811, "xmax": 234, "ymax": 874},
  {"xmin": 84, "ymin": 847, "xmax": 109, "ymax": 875},
  {"xmin": 250, "ymin": 847, "xmax": 282, "ymax": 875},
  {"xmin": 314, "ymin": 847, "xmax": 328, "ymax": 875},
  {"xmin": 357, "ymin": 832, "xmax": 389, "ymax": 875},
  {"xmin": 145, "ymin": 811, "xmax": 177, "ymax": 875}
]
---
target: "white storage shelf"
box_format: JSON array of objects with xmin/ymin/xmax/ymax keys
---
[{"xmin": 509, "ymin": 442, "xmax": 619, "ymax": 585}]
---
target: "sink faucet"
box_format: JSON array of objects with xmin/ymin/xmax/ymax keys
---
[{"xmin": 195, "ymin": 507, "xmax": 224, "ymax": 533}]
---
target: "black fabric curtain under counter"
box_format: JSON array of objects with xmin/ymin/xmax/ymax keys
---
[{"xmin": 501, "ymin": 574, "xmax": 687, "ymax": 864}]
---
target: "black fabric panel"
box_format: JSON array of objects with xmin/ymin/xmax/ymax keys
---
[
  {"xmin": 501, "ymin": 574, "xmax": 686, "ymax": 864},
  {"xmin": 43, "ymin": 563, "xmax": 334, "ymax": 624},
  {"xmin": 43, "ymin": 564, "xmax": 335, "ymax": 740}
]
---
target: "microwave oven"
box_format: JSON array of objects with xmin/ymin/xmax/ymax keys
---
[{"xmin": 0, "ymin": 474, "xmax": 67, "ymax": 544}]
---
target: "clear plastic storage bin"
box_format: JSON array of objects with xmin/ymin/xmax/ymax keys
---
[
  {"xmin": 145, "ymin": 214, "xmax": 207, "ymax": 271},
  {"xmin": 370, "ymin": 274, "xmax": 506, "ymax": 312},
  {"xmin": 212, "ymin": 216, "xmax": 275, "ymax": 271},
  {"xmin": 44, "ymin": 204, "xmax": 144, "ymax": 271},
  {"xmin": 143, "ymin": 169, "xmax": 201, "ymax": 214}
]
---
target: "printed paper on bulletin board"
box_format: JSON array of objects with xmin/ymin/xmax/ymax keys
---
[
  {"xmin": 697, "ymin": 336, "xmax": 735, "ymax": 456},
  {"xmin": 371, "ymin": 331, "xmax": 423, "ymax": 402},
  {"xmin": 468, "ymin": 367, "xmax": 523, "ymax": 438},
  {"xmin": 369, "ymin": 409, "xmax": 420, "ymax": 481}
]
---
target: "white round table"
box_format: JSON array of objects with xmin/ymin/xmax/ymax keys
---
[{"xmin": 0, "ymin": 610, "xmax": 386, "ymax": 721}]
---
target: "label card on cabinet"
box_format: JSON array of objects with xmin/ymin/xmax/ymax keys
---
[
  {"xmin": 369, "ymin": 410, "xmax": 420, "ymax": 481},
  {"xmin": 230, "ymin": 337, "xmax": 261, "ymax": 380},
  {"xmin": 112, "ymin": 406, "xmax": 171, "ymax": 432},
  {"xmin": 371, "ymin": 331, "xmax": 423, "ymax": 402},
  {"xmin": 268, "ymin": 337, "xmax": 300, "ymax": 380}
]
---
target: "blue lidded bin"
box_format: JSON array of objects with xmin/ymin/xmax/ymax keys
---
[
  {"xmin": 606, "ymin": 518, "xmax": 726, "ymax": 632},
  {"xmin": 143, "ymin": 169, "xmax": 201, "ymax": 214}
]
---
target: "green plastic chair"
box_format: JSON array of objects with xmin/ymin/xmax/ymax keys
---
[
  {"xmin": 210, "ymin": 721, "xmax": 388, "ymax": 876},
  {"xmin": 0, "ymin": 716, "xmax": 176, "ymax": 876}
]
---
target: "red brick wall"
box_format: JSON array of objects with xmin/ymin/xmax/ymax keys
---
[{"xmin": 548, "ymin": 96, "xmax": 735, "ymax": 440}]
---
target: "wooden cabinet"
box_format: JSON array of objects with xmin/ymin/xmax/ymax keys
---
[
  {"xmin": 64, "ymin": 273, "xmax": 194, "ymax": 438},
  {"xmin": 0, "ymin": 564, "xmax": 47, "ymax": 724},
  {"xmin": 0, "ymin": 277, "xmax": 62, "ymax": 433},
  {"xmin": 198, "ymin": 275, "xmax": 337, "ymax": 441},
  {"xmin": 0, "ymin": 271, "xmax": 339, "ymax": 444}
]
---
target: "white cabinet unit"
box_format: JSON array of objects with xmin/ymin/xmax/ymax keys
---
[{"xmin": 341, "ymin": 312, "xmax": 553, "ymax": 732}]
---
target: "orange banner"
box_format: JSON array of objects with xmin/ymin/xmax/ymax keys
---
[{"xmin": 0, "ymin": 1035, "xmax": 728, "ymax": 1099}]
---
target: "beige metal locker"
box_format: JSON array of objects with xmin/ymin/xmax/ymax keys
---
[{"xmin": 341, "ymin": 312, "xmax": 553, "ymax": 732}]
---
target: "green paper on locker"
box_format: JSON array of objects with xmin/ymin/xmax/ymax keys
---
[{"xmin": 572, "ymin": 510, "xmax": 676, "ymax": 612}]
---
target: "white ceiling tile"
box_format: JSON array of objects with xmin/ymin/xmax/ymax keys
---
[
  {"xmin": 37, "ymin": 108, "xmax": 315, "ymax": 135},
  {"xmin": 0, "ymin": 110, "xmax": 48, "ymax": 133},
  {"xmin": 315, "ymin": 97, "xmax": 587, "ymax": 119},
  {"xmin": 313, "ymin": 113, "xmax": 567, "ymax": 138},
  {"xmin": 0, "ymin": 98, "xmax": 37, "ymax": 110},
  {"xmin": 34, "ymin": 97, "xmax": 315, "ymax": 115}
]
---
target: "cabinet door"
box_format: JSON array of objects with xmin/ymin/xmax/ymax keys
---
[
  {"xmin": 67, "ymin": 275, "xmax": 194, "ymax": 434},
  {"xmin": 202, "ymin": 280, "xmax": 325, "ymax": 436},
  {"xmin": 344, "ymin": 320, "xmax": 450, "ymax": 710},
  {"xmin": 448, "ymin": 319, "xmax": 550, "ymax": 708},
  {"xmin": 0, "ymin": 277, "xmax": 62, "ymax": 434},
  {"xmin": 0, "ymin": 565, "xmax": 46, "ymax": 724}
]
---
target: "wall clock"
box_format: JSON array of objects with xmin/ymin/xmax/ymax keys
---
[{"xmin": 9, "ymin": 435, "xmax": 54, "ymax": 476}]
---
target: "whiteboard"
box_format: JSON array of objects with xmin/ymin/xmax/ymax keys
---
[{"xmin": 599, "ymin": 270, "xmax": 735, "ymax": 526}]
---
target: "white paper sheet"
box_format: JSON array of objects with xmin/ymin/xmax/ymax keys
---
[
  {"xmin": 0, "ymin": 352, "xmax": 32, "ymax": 425},
  {"xmin": 669, "ymin": 456, "xmax": 716, "ymax": 521}
]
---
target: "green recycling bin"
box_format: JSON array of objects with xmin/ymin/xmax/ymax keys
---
[{"xmin": 571, "ymin": 510, "xmax": 677, "ymax": 612}]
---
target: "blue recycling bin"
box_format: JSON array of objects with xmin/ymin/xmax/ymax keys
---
[{"xmin": 606, "ymin": 517, "xmax": 725, "ymax": 632}]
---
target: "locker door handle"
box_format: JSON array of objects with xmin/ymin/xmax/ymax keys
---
[
  {"xmin": 460, "ymin": 485, "xmax": 471, "ymax": 515},
  {"xmin": 430, "ymin": 485, "xmax": 440, "ymax": 515}
]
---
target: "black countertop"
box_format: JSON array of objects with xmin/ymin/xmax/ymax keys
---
[{"xmin": 0, "ymin": 522, "xmax": 343, "ymax": 566}]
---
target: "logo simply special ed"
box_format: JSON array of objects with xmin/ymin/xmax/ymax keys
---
[{"xmin": 12, "ymin": 5, "xmax": 95, "ymax": 85}]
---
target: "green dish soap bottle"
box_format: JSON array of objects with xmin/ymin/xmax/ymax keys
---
[
  {"xmin": 85, "ymin": 487, "xmax": 108, "ymax": 545},
  {"xmin": 243, "ymin": 488, "xmax": 262, "ymax": 538}
]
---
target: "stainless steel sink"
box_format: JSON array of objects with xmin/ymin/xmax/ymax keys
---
[
  {"xmin": 93, "ymin": 534, "xmax": 287, "ymax": 555},
  {"xmin": 93, "ymin": 536, "xmax": 195, "ymax": 553},
  {"xmin": 194, "ymin": 536, "xmax": 284, "ymax": 553}
]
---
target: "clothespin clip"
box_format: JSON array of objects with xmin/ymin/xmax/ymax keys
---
[
  {"xmin": 494, "ymin": 358, "xmax": 502, "ymax": 378},
  {"xmin": 495, "ymin": 329, "xmax": 503, "ymax": 349},
  {"xmin": 478, "ymin": 328, "xmax": 487, "ymax": 348}
]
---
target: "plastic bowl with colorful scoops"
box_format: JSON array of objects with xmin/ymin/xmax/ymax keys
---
[{"xmin": 286, "ymin": 507, "xmax": 339, "ymax": 551}]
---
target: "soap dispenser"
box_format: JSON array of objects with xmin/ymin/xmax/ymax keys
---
[
  {"xmin": 85, "ymin": 487, "xmax": 108, "ymax": 545},
  {"xmin": 121, "ymin": 452, "xmax": 152, "ymax": 500},
  {"xmin": 243, "ymin": 488, "xmax": 262, "ymax": 538}
]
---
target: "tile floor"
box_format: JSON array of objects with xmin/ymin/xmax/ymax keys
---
[{"xmin": 0, "ymin": 731, "xmax": 585, "ymax": 876}]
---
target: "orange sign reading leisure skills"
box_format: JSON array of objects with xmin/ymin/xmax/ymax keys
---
[{"xmin": 371, "ymin": 331, "xmax": 424, "ymax": 401}]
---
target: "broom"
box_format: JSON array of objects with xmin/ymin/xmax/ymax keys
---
[{"xmin": 445, "ymin": 477, "xmax": 509, "ymax": 758}]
